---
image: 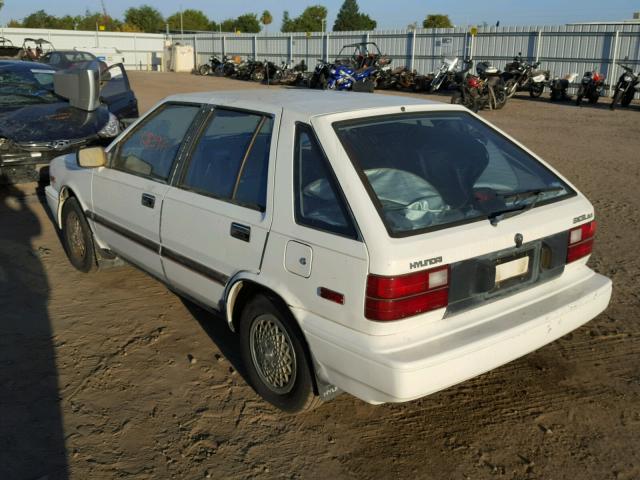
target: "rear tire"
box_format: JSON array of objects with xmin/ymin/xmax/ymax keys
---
[
  {"xmin": 529, "ymin": 83, "xmax": 544, "ymax": 98},
  {"xmin": 61, "ymin": 198, "xmax": 96, "ymax": 273},
  {"xmin": 239, "ymin": 294, "xmax": 321, "ymax": 413}
]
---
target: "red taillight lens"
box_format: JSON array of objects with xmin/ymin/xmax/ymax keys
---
[
  {"xmin": 567, "ymin": 220, "xmax": 596, "ymax": 263},
  {"xmin": 365, "ymin": 265, "xmax": 449, "ymax": 321}
]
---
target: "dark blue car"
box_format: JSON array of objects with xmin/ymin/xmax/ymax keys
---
[{"xmin": 0, "ymin": 60, "xmax": 138, "ymax": 184}]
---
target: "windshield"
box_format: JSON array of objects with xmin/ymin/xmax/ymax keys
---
[
  {"xmin": 0, "ymin": 81, "xmax": 60, "ymax": 106},
  {"xmin": 333, "ymin": 112, "xmax": 574, "ymax": 236}
]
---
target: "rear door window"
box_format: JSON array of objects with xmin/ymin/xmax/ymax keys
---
[{"xmin": 179, "ymin": 108, "xmax": 273, "ymax": 211}]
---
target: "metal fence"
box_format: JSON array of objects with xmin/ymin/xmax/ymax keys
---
[
  {"xmin": 173, "ymin": 23, "xmax": 640, "ymax": 96},
  {"xmin": 1, "ymin": 24, "xmax": 638, "ymax": 96},
  {"xmin": 0, "ymin": 27, "xmax": 165, "ymax": 70}
]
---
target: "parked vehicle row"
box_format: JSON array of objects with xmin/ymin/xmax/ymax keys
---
[{"xmin": 197, "ymin": 45, "xmax": 638, "ymax": 112}]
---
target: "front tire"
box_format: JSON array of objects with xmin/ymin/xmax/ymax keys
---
[
  {"xmin": 198, "ymin": 64, "xmax": 210, "ymax": 76},
  {"xmin": 610, "ymin": 89, "xmax": 623, "ymax": 110},
  {"xmin": 504, "ymin": 79, "xmax": 518, "ymax": 98},
  {"xmin": 61, "ymin": 198, "xmax": 96, "ymax": 273},
  {"xmin": 239, "ymin": 294, "xmax": 320, "ymax": 413}
]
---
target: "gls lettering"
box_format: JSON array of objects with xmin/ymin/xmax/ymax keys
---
[{"xmin": 573, "ymin": 212, "xmax": 593, "ymax": 224}]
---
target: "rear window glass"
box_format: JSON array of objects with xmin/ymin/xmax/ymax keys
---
[{"xmin": 334, "ymin": 112, "xmax": 573, "ymax": 236}]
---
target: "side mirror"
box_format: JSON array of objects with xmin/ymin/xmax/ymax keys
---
[
  {"xmin": 78, "ymin": 147, "xmax": 107, "ymax": 168},
  {"xmin": 53, "ymin": 61, "xmax": 100, "ymax": 111}
]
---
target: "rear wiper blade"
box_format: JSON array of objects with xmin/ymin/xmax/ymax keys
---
[{"xmin": 488, "ymin": 186, "xmax": 565, "ymax": 226}]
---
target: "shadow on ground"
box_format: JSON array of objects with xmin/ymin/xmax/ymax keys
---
[{"xmin": 0, "ymin": 181, "xmax": 68, "ymax": 479}]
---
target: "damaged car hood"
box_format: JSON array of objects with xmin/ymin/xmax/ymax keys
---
[{"xmin": 0, "ymin": 102, "xmax": 109, "ymax": 143}]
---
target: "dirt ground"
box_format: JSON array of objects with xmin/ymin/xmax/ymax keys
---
[{"xmin": 1, "ymin": 72, "xmax": 639, "ymax": 480}]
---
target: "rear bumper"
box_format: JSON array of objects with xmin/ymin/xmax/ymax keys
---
[{"xmin": 296, "ymin": 265, "xmax": 612, "ymax": 404}]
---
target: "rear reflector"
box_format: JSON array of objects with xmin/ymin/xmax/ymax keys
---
[
  {"xmin": 365, "ymin": 265, "xmax": 449, "ymax": 321},
  {"xmin": 319, "ymin": 287, "xmax": 345, "ymax": 305},
  {"xmin": 567, "ymin": 220, "xmax": 596, "ymax": 263}
]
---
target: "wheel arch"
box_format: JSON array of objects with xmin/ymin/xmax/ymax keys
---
[{"xmin": 224, "ymin": 276, "xmax": 320, "ymax": 396}]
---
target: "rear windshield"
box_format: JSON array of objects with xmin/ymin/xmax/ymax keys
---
[{"xmin": 333, "ymin": 112, "xmax": 574, "ymax": 236}]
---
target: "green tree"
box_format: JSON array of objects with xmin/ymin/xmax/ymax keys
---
[
  {"xmin": 124, "ymin": 5, "xmax": 164, "ymax": 33},
  {"xmin": 281, "ymin": 11, "xmax": 293, "ymax": 32},
  {"xmin": 7, "ymin": 19, "xmax": 22, "ymax": 27},
  {"xmin": 333, "ymin": 0, "xmax": 376, "ymax": 31},
  {"xmin": 260, "ymin": 10, "xmax": 273, "ymax": 30},
  {"xmin": 167, "ymin": 9, "xmax": 211, "ymax": 31},
  {"xmin": 280, "ymin": 5, "xmax": 327, "ymax": 33},
  {"xmin": 219, "ymin": 13, "xmax": 260, "ymax": 33},
  {"xmin": 422, "ymin": 14, "xmax": 453, "ymax": 29},
  {"xmin": 234, "ymin": 13, "xmax": 260, "ymax": 33},
  {"xmin": 77, "ymin": 11, "xmax": 122, "ymax": 31},
  {"xmin": 22, "ymin": 10, "xmax": 58, "ymax": 29}
]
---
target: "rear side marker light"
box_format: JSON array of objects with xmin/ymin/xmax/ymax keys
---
[
  {"xmin": 567, "ymin": 220, "xmax": 596, "ymax": 263},
  {"xmin": 319, "ymin": 287, "xmax": 345, "ymax": 305},
  {"xmin": 365, "ymin": 265, "xmax": 449, "ymax": 321}
]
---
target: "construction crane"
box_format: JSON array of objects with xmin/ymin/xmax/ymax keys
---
[{"xmin": 101, "ymin": 0, "xmax": 109, "ymax": 21}]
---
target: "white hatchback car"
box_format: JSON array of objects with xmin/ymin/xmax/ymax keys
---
[{"xmin": 45, "ymin": 90, "xmax": 612, "ymax": 412}]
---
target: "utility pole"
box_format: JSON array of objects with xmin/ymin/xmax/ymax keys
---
[{"xmin": 180, "ymin": 6, "xmax": 184, "ymax": 37}]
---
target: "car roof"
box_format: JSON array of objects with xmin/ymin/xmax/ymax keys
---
[
  {"xmin": 51, "ymin": 50, "xmax": 95, "ymax": 55},
  {"xmin": 165, "ymin": 89, "xmax": 445, "ymax": 118}
]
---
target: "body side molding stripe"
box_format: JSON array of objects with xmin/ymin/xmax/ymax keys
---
[
  {"xmin": 162, "ymin": 247, "xmax": 229, "ymax": 286},
  {"xmin": 86, "ymin": 210, "xmax": 160, "ymax": 253},
  {"xmin": 86, "ymin": 209, "xmax": 229, "ymax": 286}
]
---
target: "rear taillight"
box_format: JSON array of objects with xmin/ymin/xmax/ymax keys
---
[
  {"xmin": 567, "ymin": 220, "xmax": 596, "ymax": 263},
  {"xmin": 365, "ymin": 265, "xmax": 449, "ymax": 321}
]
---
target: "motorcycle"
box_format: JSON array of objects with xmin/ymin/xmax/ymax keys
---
[
  {"xmin": 197, "ymin": 55, "xmax": 222, "ymax": 76},
  {"xmin": 502, "ymin": 53, "xmax": 549, "ymax": 98},
  {"xmin": 476, "ymin": 61, "xmax": 508, "ymax": 109},
  {"xmin": 327, "ymin": 62, "xmax": 379, "ymax": 92},
  {"xmin": 213, "ymin": 55, "xmax": 238, "ymax": 77},
  {"xmin": 308, "ymin": 59, "xmax": 332, "ymax": 89},
  {"xmin": 429, "ymin": 57, "xmax": 459, "ymax": 92},
  {"xmin": 576, "ymin": 71, "xmax": 605, "ymax": 106},
  {"xmin": 451, "ymin": 60, "xmax": 506, "ymax": 111},
  {"xmin": 549, "ymin": 73, "xmax": 578, "ymax": 101},
  {"xmin": 376, "ymin": 66, "xmax": 418, "ymax": 91},
  {"xmin": 610, "ymin": 63, "xmax": 639, "ymax": 110},
  {"xmin": 235, "ymin": 59, "xmax": 263, "ymax": 81}
]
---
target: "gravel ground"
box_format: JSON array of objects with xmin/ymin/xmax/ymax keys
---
[{"xmin": 1, "ymin": 72, "xmax": 639, "ymax": 480}]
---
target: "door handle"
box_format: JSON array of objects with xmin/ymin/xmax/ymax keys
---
[
  {"xmin": 230, "ymin": 222, "xmax": 251, "ymax": 242},
  {"xmin": 141, "ymin": 193, "xmax": 155, "ymax": 209}
]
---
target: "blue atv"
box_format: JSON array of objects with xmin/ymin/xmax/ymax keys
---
[{"xmin": 326, "ymin": 42, "xmax": 389, "ymax": 93}]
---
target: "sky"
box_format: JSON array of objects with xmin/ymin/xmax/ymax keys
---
[{"xmin": 1, "ymin": 0, "xmax": 637, "ymax": 29}]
